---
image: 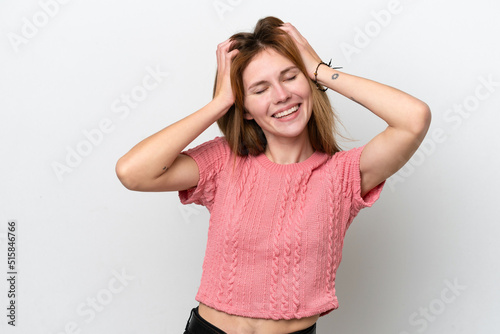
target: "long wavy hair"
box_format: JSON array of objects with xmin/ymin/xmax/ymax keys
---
[{"xmin": 216, "ymin": 16, "xmax": 342, "ymax": 157}]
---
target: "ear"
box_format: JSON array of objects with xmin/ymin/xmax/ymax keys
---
[{"xmin": 243, "ymin": 111, "xmax": 254, "ymax": 120}]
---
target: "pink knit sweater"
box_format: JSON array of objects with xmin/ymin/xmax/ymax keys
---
[{"xmin": 178, "ymin": 136, "xmax": 384, "ymax": 320}]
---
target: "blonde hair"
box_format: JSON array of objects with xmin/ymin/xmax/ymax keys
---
[{"xmin": 216, "ymin": 16, "xmax": 342, "ymax": 157}]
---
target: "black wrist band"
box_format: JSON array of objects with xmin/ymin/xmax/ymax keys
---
[{"xmin": 313, "ymin": 59, "xmax": 342, "ymax": 92}]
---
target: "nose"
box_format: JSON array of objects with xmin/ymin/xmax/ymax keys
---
[{"xmin": 272, "ymin": 83, "xmax": 291, "ymax": 104}]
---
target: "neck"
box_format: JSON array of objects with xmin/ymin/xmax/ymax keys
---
[{"xmin": 264, "ymin": 132, "xmax": 314, "ymax": 165}]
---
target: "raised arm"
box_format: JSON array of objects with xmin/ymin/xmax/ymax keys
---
[
  {"xmin": 281, "ymin": 23, "xmax": 431, "ymax": 197},
  {"xmin": 115, "ymin": 40, "xmax": 238, "ymax": 192},
  {"xmin": 322, "ymin": 70, "xmax": 431, "ymax": 196}
]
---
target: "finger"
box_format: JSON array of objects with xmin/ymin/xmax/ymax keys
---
[
  {"xmin": 216, "ymin": 47, "xmax": 239, "ymax": 91},
  {"xmin": 217, "ymin": 39, "xmax": 234, "ymax": 56},
  {"xmin": 216, "ymin": 40, "xmax": 232, "ymax": 61},
  {"xmin": 221, "ymin": 49, "xmax": 239, "ymax": 83},
  {"xmin": 280, "ymin": 23, "xmax": 307, "ymax": 44},
  {"xmin": 217, "ymin": 38, "xmax": 232, "ymax": 49},
  {"xmin": 218, "ymin": 46, "xmax": 238, "ymax": 77},
  {"xmin": 217, "ymin": 39, "xmax": 237, "ymax": 61},
  {"xmin": 227, "ymin": 48, "xmax": 239, "ymax": 60},
  {"xmin": 216, "ymin": 40, "xmax": 233, "ymax": 74}
]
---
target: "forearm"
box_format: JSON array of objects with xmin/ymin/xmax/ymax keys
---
[
  {"xmin": 316, "ymin": 66, "xmax": 430, "ymax": 135},
  {"xmin": 116, "ymin": 98, "xmax": 230, "ymax": 183}
]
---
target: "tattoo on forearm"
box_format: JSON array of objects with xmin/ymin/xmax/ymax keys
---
[
  {"xmin": 350, "ymin": 97, "xmax": 368, "ymax": 109},
  {"xmin": 163, "ymin": 166, "xmax": 168, "ymax": 171},
  {"xmin": 331, "ymin": 73, "xmax": 339, "ymax": 80}
]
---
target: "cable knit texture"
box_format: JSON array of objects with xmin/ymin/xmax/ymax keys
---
[{"xmin": 178, "ymin": 136, "xmax": 384, "ymax": 320}]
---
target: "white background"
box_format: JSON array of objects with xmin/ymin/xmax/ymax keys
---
[{"xmin": 1, "ymin": 0, "xmax": 499, "ymax": 333}]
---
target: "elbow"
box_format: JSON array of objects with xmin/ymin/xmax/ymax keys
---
[
  {"xmin": 115, "ymin": 157, "xmax": 140, "ymax": 191},
  {"xmin": 409, "ymin": 101, "xmax": 432, "ymax": 138}
]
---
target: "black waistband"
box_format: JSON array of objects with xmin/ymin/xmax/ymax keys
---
[
  {"xmin": 184, "ymin": 307, "xmax": 225, "ymax": 334},
  {"xmin": 184, "ymin": 307, "xmax": 316, "ymax": 334}
]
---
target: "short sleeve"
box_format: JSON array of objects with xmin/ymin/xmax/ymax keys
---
[
  {"xmin": 178, "ymin": 136, "xmax": 231, "ymax": 211},
  {"xmin": 334, "ymin": 145, "xmax": 385, "ymax": 216}
]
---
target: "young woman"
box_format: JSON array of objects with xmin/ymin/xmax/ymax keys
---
[{"xmin": 116, "ymin": 17, "xmax": 431, "ymax": 334}]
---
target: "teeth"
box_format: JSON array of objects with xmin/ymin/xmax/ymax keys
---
[{"xmin": 273, "ymin": 105, "xmax": 299, "ymax": 118}]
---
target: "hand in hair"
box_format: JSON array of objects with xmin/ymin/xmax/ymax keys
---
[
  {"xmin": 280, "ymin": 23, "xmax": 322, "ymax": 81},
  {"xmin": 214, "ymin": 39, "xmax": 240, "ymax": 110}
]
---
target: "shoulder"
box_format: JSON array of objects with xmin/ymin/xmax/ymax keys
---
[
  {"xmin": 187, "ymin": 135, "xmax": 229, "ymax": 149},
  {"xmin": 322, "ymin": 146, "xmax": 366, "ymax": 187},
  {"xmin": 326, "ymin": 146, "xmax": 364, "ymax": 167},
  {"xmin": 182, "ymin": 136, "xmax": 231, "ymax": 158}
]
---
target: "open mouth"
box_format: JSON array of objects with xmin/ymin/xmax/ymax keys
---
[{"xmin": 272, "ymin": 104, "xmax": 300, "ymax": 119}]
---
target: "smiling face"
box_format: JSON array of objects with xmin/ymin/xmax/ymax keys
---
[{"xmin": 242, "ymin": 48, "xmax": 313, "ymax": 146}]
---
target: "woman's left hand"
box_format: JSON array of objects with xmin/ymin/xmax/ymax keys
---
[{"xmin": 280, "ymin": 23, "xmax": 322, "ymax": 80}]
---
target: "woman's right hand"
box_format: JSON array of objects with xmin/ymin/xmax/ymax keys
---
[
  {"xmin": 116, "ymin": 39, "xmax": 240, "ymax": 192},
  {"xmin": 213, "ymin": 39, "xmax": 239, "ymax": 110},
  {"xmin": 279, "ymin": 23, "xmax": 322, "ymax": 81}
]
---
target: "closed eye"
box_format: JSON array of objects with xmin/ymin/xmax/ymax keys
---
[{"xmin": 254, "ymin": 87, "xmax": 268, "ymax": 95}]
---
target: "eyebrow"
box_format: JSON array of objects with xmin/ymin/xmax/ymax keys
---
[{"xmin": 247, "ymin": 66, "xmax": 299, "ymax": 91}]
